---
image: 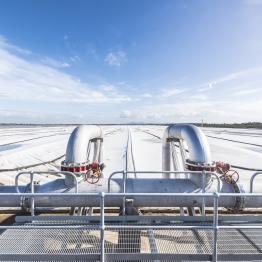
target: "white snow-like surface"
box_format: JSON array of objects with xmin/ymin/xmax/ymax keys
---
[{"xmin": 0, "ymin": 125, "xmax": 261, "ymax": 192}]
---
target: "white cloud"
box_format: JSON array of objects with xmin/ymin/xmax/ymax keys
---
[
  {"xmin": 1, "ymin": 35, "xmax": 261, "ymax": 124},
  {"xmin": 0, "ymin": 37, "xmax": 131, "ymax": 104},
  {"xmin": 101, "ymin": 84, "xmax": 116, "ymax": 92},
  {"xmin": 198, "ymin": 66, "xmax": 262, "ymax": 92},
  {"xmin": 0, "ymin": 108, "xmax": 91, "ymax": 124},
  {"xmin": 160, "ymin": 88, "xmax": 185, "ymax": 98},
  {"xmin": 232, "ymin": 87, "xmax": 262, "ymax": 96},
  {"xmin": 120, "ymin": 110, "xmax": 134, "ymax": 118},
  {"xmin": 141, "ymin": 93, "xmax": 153, "ymax": 98},
  {"xmin": 188, "ymin": 94, "xmax": 207, "ymax": 100},
  {"xmin": 99, "ymin": 84, "xmax": 132, "ymax": 102},
  {"xmin": 41, "ymin": 57, "xmax": 71, "ymax": 68},
  {"xmin": 104, "ymin": 51, "xmax": 127, "ymax": 67},
  {"xmin": 119, "ymin": 99, "xmax": 262, "ymax": 123},
  {"xmin": 0, "ymin": 35, "xmax": 32, "ymax": 55},
  {"xmin": 69, "ymin": 55, "xmax": 81, "ymax": 62}
]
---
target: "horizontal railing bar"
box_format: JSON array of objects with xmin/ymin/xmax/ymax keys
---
[
  {"xmin": 0, "ymin": 225, "xmax": 100, "ymax": 229},
  {"xmin": 105, "ymin": 253, "xmax": 212, "ymax": 261},
  {"xmin": 105, "ymin": 192, "xmax": 215, "ymax": 197},
  {"xmin": 105, "ymin": 225, "xmax": 214, "ymax": 229},
  {"xmin": 15, "ymin": 215, "xmax": 262, "ymax": 223},
  {"xmin": 0, "ymin": 254, "xmax": 100, "ymax": 261},
  {"xmin": 15, "ymin": 171, "xmax": 79, "ymax": 194},
  {"xmin": 219, "ymin": 225, "xmax": 262, "ymax": 229},
  {"xmin": 14, "ymin": 215, "xmax": 209, "ymax": 222},
  {"xmin": 0, "ymin": 193, "xmax": 98, "ymax": 197},
  {"xmin": 110, "ymin": 170, "xmax": 216, "ymax": 174},
  {"xmin": 108, "ymin": 170, "xmax": 221, "ymax": 192},
  {"xmin": 1, "ymin": 192, "xmax": 262, "ymax": 197},
  {"xmin": 0, "ymin": 192, "xmax": 214, "ymax": 197},
  {"xmin": 106, "ymin": 192, "xmax": 262, "ymax": 197},
  {"xmin": 3, "ymin": 224, "xmax": 262, "ymax": 230},
  {"xmin": 15, "ymin": 215, "xmax": 98, "ymax": 222},
  {"xmin": 218, "ymin": 254, "xmax": 262, "ymax": 260},
  {"xmin": 126, "ymin": 171, "xmax": 215, "ymax": 174},
  {"xmin": 1, "ymin": 253, "xmax": 261, "ymax": 261},
  {"xmin": 216, "ymin": 193, "xmax": 262, "ymax": 196}
]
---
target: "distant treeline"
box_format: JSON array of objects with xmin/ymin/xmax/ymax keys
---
[
  {"xmin": 0, "ymin": 122, "xmax": 262, "ymax": 129},
  {"xmin": 194, "ymin": 122, "xmax": 262, "ymax": 129}
]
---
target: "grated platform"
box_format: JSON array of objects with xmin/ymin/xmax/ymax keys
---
[{"xmin": 0, "ymin": 218, "xmax": 262, "ymax": 261}]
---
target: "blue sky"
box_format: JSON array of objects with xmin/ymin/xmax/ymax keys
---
[{"xmin": 0, "ymin": 0, "xmax": 262, "ymax": 123}]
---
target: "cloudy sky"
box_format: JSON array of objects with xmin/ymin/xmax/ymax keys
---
[{"xmin": 0, "ymin": 0, "xmax": 262, "ymax": 124}]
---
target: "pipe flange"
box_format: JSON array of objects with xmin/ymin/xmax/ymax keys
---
[
  {"xmin": 61, "ymin": 161, "xmax": 89, "ymax": 174},
  {"xmin": 186, "ymin": 159, "xmax": 216, "ymax": 172},
  {"xmin": 20, "ymin": 184, "xmax": 30, "ymax": 212},
  {"xmin": 227, "ymin": 182, "xmax": 245, "ymax": 212}
]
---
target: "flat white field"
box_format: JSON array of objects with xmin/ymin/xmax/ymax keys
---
[{"xmin": 0, "ymin": 125, "xmax": 261, "ymax": 192}]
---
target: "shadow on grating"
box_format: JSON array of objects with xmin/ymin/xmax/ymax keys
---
[{"xmin": 0, "ymin": 221, "xmax": 261, "ymax": 261}]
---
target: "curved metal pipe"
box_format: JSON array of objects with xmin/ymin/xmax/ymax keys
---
[
  {"xmin": 162, "ymin": 124, "xmax": 213, "ymax": 178},
  {"xmin": 65, "ymin": 125, "xmax": 103, "ymax": 164},
  {"xmin": 0, "ymin": 124, "xmax": 256, "ymax": 211}
]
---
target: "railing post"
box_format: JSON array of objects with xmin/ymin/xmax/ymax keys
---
[
  {"xmin": 201, "ymin": 171, "xmax": 206, "ymax": 216},
  {"xmin": 212, "ymin": 192, "xmax": 219, "ymax": 262},
  {"xmin": 250, "ymin": 172, "xmax": 262, "ymax": 193},
  {"xmin": 123, "ymin": 171, "xmax": 126, "ymax": 215},
  {"xmin": 100, "ymin": 192, "xmax": 105, "ymax": 262},
  {"xmin": 30, "ymin": 172, "xmax": 35, "ymax": 216}
]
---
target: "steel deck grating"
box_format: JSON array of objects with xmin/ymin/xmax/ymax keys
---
[{"xmin": 0, "ymin": 221, "xmax": 262, "ymax": 261}]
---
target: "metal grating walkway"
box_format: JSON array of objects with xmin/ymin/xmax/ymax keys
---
[{"xmin": 0, "ymin": 220, "xmax": 262, "ymax": 261}]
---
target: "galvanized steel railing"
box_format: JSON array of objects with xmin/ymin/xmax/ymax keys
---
[
  {"xmin": 15, "ymin": 171, "xmax": 79, "ymax": 194},
  {"xmin": 250, "ymin": 172, "xmax": 262, "ymax": 192},
  {"xmin": 108, "ymin": 170, "xmax": 221, "ymax": 215},
  {"xmin": 107, "ymin": 171, "xmax": 221, "ymax": 193},
  {"xmin": 0, "ymin": 170, "xmax": 261, "ymax": 261},
  {"xmin": 14, "ymin": 170, "xmax": 79, "ymax": 216},
  {"xmin": 0, "ymin": 191, "xmax": 262, "ymax": 261}
]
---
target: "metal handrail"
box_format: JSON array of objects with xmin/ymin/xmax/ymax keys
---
[
  {"xmin": 15, "ymin": 171, "xmax": 79, "ymax": 193},
  {"xmin": 250, "ymin": 172, "xmax": 262, "ymax": 193},
  {"xmin": 0, "ymin": 192, "xmax": 262, "ymax": 262},
  {"xmin": 15, "ymin": 171, "xmax": 79, "ymax": 216},
  {"xmin": 0, "ymin": 192, "xmax": 216, "ymax": 197},
  {"xmin": 107, "ymin": 170, "xmax": 221, "ymax": 193},
  {"xmin": 1, "ymin": 192, "xmax": 262, "ymax": 197}
]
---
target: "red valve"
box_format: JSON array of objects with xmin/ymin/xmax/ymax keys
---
[
  {"xmin": 215, "ymin": 161, "xmax": 230, "ymax": 174},
  {"xmin": 85, "ymin": 162, "xmax": 104, "ymax": 184},
  {"xmin": 90, "ymin": 162, "xmax": 99, "ymax": 171},
  {"xmin": 216, "ymin": 161, "xmax": 239, "ymax": 184}
]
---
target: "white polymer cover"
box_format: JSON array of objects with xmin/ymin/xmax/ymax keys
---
[
  {"xmin": 65, "ymin": 125, "xmax": 103, "ymax": 164},
  {"xmin": 162, "ymin": 124, "xmax": 213, "ymax": 171}
]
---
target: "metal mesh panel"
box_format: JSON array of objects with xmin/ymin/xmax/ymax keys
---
[
  {"xmin": 0, "ymin": 219, "xmax": 262, "ymax": 261},
  {"xmin": 105, "ymin": 227, "xmax": 213, "ymax": 254},
  {"xmin": 0, "ymin": 228, "xmax": 101, "ymax": 254},
  {"xmin": 218, "ymin": 228, "xmax": 262, "ymax": 254}
]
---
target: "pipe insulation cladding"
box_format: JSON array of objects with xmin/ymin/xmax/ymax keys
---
[
  {"xmin": 162, "ymin": 124, "xmax": 214, "ymax": 178},
  {"xmin": 65, "ymin": 125, "xmax": 103, "ymax": 164}
]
